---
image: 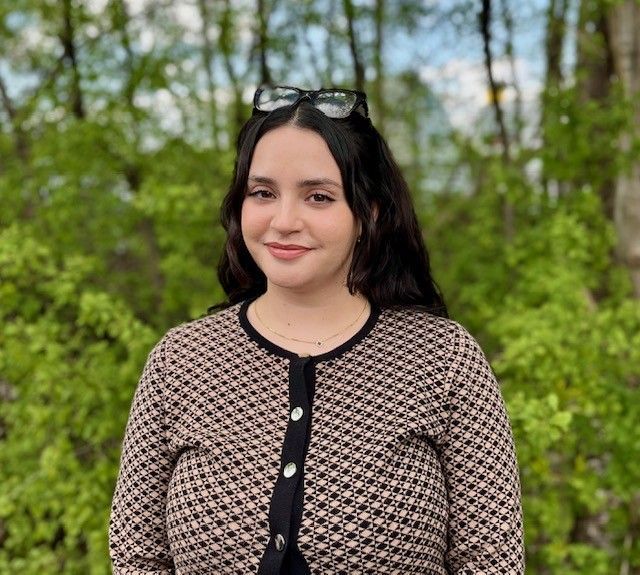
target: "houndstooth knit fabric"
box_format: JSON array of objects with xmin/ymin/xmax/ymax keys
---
[{"xmin": 109, "ymin": 300, "xmax": 524, "ymax": 574}]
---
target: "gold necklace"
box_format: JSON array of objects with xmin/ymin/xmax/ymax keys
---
[{"xmin": 253, "ymin": 299, "xmax": 369, "ymax": 347}]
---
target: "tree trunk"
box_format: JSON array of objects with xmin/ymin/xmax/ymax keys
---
[
  {"xmin": 608, "ymin": 1, "xmax": 640, "ymax": 297},
  {"xmin": 540, "ymin": 0, "xmax": 569, "ymax": 197},
  {"xmin": 220, "ymin": 0, "xmax": 246, "ymax": 140},
  {"xmin": 499, "ymin": 0, "xmax": 523, "ymax": 147},
  {"xmin": 576, "ymin": 0, "xmax": 616, "ymax": 217},
  {"xmin": 112, "ymin": 0, "xmax": 139, "ymax": 128},
  {"xmin": 577, "ymin": 1, "xmax": 614, "ymax": 103},
  {"xmin": 342, "ymin": 0, "xmax": 365, "ymax": 92},
  {"xmin": 545, "ymin": 0, "xmax": 570, "ymax": 90},
  {"xmin": 324, "ymin": 0, "xmax": 338, "ymax": 86},
  {"xmin": 479, "ymin": 0, "xmax": 514, "ymax": 241},
  {"xmin": 60, "ymin": 0, "xmax": 85, "ymax": 119},
  {"xmin": 479, "ymin": 0, "xmax": 511, "ymax": 163},
  {"xmin": 197, "ymin": 0, "xmax": 220, "ymax": 153},
  {"xmin": 372, "ymin": 0, "xmax": 385, "ymax": 134},
  {"xmin": 256, "ymin": 0, "xmax": 272, "ymax": 86}
]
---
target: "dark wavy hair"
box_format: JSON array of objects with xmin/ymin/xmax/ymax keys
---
[{"xmin": 213, "ymin": 101, "xmax": 447, "ymax": 317}]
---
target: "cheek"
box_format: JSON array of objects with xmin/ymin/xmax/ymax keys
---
[
  {"xmin": 240, "ymin": 203, "xmax": 249, "ymax": 235},
  {"xmin": 240, "ymin": 203, "xmax": 266, "ymax": 239},
  {"xmin": 323, "ymin": 214, "xmax": 358, "ymax": 246}
]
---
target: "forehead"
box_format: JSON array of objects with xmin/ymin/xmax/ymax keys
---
[{"xmin": 250, "ymin": 125, "xmax": 341, "ymax": 180}]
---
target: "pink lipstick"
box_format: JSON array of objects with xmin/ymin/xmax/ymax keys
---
[{"xmin": 265, "ymin": 243, "xmax": 312, "ymax": 260}]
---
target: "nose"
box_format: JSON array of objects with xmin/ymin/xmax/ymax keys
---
[{"xmin": 270, "ymin": 197, "xmax": 302, "ymax": 234}]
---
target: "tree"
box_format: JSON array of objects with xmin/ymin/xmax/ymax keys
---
[
  {"xmin": 2, "ymin": 1, "xmax": 639, "ymax": 572},
  {"xmin": 608, "ymin": 1, "xmax": 640, "ymax": 298}
]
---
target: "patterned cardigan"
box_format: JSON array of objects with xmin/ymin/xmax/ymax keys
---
[{"xmin": 109, "ymin": 300, "xmax": 525, "ymax": 574}]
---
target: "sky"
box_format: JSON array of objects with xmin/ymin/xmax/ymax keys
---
[{"xmin": 3, "ymin": 0, "xmax": 567, "ymax": 137}]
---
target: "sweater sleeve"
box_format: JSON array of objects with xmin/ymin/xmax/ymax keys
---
[
  {"xmin": 109, "ymin": 334, "xmax": 176, "ymax": 575},
  {"xmin": 440, "ymin": 323, "xmax": 525, "ymax": 574}
]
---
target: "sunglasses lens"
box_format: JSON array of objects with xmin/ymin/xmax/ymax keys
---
[
  {"xmin": 256, "ymin": 87, "xmax": 300, "ymax": 111},
  {"xmin": 314, "ymin": 91, "xmax": 358, "ymax": 118},
  {"xmin": 254, "ymin": 87, "xmax": 367, "ymax": 118}
]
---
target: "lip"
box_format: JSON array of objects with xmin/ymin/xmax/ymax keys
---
[{"xmin": 265, "ymin": 242, "xmax": 312, "ymax": 260}]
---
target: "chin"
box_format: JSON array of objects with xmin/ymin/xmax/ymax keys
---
[{"xmin": 266, "ymin": 275, "xmax": 313, "ymax": 291}]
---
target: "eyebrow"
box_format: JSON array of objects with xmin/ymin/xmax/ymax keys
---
[{"xmin": 248, "ymin": 175, "xmax": 342, "ymax": 189}]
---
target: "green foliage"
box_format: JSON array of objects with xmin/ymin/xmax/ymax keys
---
[
  {"xmin": 541, "ymin": 82, "xmax": 634, "ymax": 190},
  {"xmin": 428, "ymin": 138, "xmax": 640, "ymax": 573},
  {"xmin": 493, "ymin": 204, "xmax": 640, "ymax": 571},
  {"xmin": 0, "ymin": 225, "xmax": 158, "ymax": 574},
  {"xmin": 1, "ymin": 0, "xmax": 639, "ymax": 573},
  {"xmin": 134, "ymin": 178, "xmax": 226, "ymax": 320}
]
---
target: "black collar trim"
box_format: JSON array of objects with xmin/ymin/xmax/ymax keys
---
[{"xmin": 238, "ymin": 297, "xmax": 381, "ymax": 362}]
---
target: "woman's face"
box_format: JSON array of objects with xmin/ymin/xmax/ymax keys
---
[{"xmin": 241, "ymin": 125, "xmax": 359, "ymax": 295}]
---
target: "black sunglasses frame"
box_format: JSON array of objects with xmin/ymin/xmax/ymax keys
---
[{"xmin": 253, "ymin": 85, "xmax": 369, "ymax": 118}]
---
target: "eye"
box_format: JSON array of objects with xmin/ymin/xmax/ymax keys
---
[
  {"xmin": 247, "ymin": 189, "xmax": 275, "ymax": 199},
  {"xmin": 308, "ymin": 193, "xmax": 335, "ymax": 204}
]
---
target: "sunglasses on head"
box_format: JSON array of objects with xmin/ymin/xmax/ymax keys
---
[{"xmin": 253, "ymin": 85, "xmax": 369, "ymax": 119}]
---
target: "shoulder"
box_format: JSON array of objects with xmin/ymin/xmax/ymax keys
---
[
  {"xmin": 381, "ymin": 305, "xmax": 474, "ymax": 346},
  {"xmin": 158, "ymin": 302, "xmax": 244, "ymax": 353},
  {"xmin": 379, "ymin": 306, "xmax": 488, "ymax": 368}
]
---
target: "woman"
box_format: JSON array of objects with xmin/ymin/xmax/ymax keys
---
[{"xmin": 109, "ymin": 86, "xmax": 524, "ymax": 574}]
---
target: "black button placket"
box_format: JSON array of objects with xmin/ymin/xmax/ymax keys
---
[{"xmin": 257, "ymin": 355, "xmax": 315, "ymax": 575}]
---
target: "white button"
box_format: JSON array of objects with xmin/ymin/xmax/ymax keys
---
[
  {"xmin": 290, "ymin": 407, "xmax": 303, "ymax": 421},
  {"xmin": 283, "ymin": 462, "xmax": 297, "ymax": 478},
  {"xmin": 275, "ymin": 533, "xmax": 285, "ymax": 551}
]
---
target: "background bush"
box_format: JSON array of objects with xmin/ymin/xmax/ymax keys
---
[{"xmin": 1, "ymin": 0, "xmax": 639, "ymax": 572}]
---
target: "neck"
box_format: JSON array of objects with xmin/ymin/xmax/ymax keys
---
[{"xmin": 255, "ymin": 283, "xmax": 369, "ymax": 338}]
